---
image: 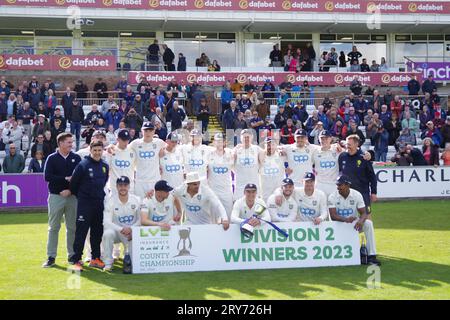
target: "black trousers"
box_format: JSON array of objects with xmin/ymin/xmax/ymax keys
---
[{"xmin": 71, "ymin": 198, "xmax": 104, "ymax": 262}]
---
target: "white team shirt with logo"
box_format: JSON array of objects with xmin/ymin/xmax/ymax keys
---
[
  {"xmin": 259, "ymin": 152, "xmax": 286, "ymax": 200},
  {"xmin": 160, "ymin": 147, "xmax": 185, "ymax": 188},
  {"xmin": 293, "ymin": 187, "xmax": 328, "ymax": 222},
  {"xmin": 180, "ymin": 144, "xmax": 212, "ymax": 179},
  {"xmin": 173, "ymin": 183, "xmax": 228, "ymax": 225},
  {"xmin": 266, "ymin": 194, "xmax": 298, "ymax": 222},
  {"xmin": 207, "ymin": 148, "xmax": 234, "ymax": 192},
  {"xmin": 105, "ymin": 145, "xmax": 135, "ymax": 188},
  {"xmin": 141, "ymin": 194, "xmax": 176, "ymax": 224},
  {"xmin": 231, "ymin": 197, "xmax": 271, "ymax": 224},
  {"xmin": 103, "ymin": 194, "xmax": 142, "ymax": 232},
  {"xmin": 284, "ymin": 144, "xmax": 319, "ymax": 184},
  {"xmin": 313, "ymin": 146, "xmax": 341, "ymax": 184},
  {"xmin": 130, "ymin": 138, "xmax": 166, "ymax": 182},
  {"xmin": 233, "ymin": 144, "xmax": 262, "ymax": 195},
  {"xmin": 328, "ymin": 189, "xmax": 366, "ymax": 219}
]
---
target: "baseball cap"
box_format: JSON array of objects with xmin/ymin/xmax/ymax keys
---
[
  {"xmin": 116, "ymin": 176, "xmax": 130, "ymax": 185},
  {"xmin": 190, "ymin": 129, "xmax": 202, "ymax": 136},
  {"xmin": 319, "ymin": 130, "xmax": 332, "ymax": 138},
  {"xmin": 294, "ymin": 129, "xmax": 308, "ymax": 136},
  {"xmin": 304, "ymin": 172, "xmax": 316, "ymax": 181},
  {"xmin": 154, "ymin": 180, "xmax": 173, "ymax": 192},
  {"xmin": 38, "ymin": 114, "xmax": 46, "ymax": 118},
  {"xmin": 142, "ymin": 122, "xmax": 155, "ymax": 130},
  {"xmin": 264, "ymin": 136, "xmax": 274, "ymax": 144},
  {"xmin": 117, "ymin": 129, "xmax": 131, "ymax": 141},
  {"xmin": 241, "ymin": 128, "xmax": 252, "ymax": 136},
  {"xmin": 282, "ymin": 178, "xmax": 294, "ymax": 186},
  {"xmin": 244, "ymin": 183, "xmax": 258, "ymax": 191},
  {"xmin": 166, "ymin": 132, "xmax": 178, "ymax": 141},
  {"xmin": 446, "ymin": 115, "xmax": 450, "ymax": 121},
  {"xmin": 214, "ymin": 133, "xmax": 224, "ymax": 141},
  {"xmin": 336, "ymin": 175, "xmax": 352, "ymax": 185},
  {"xmin": 93, "ymin": 130, "xmax": 106, "ymax": 138}
]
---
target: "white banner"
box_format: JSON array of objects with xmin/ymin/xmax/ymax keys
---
[
  {"xmin": 132, "ymin": 222, "xmax": 360, "ymax": 274},
  {"xmin": 375, "ymin": 166, "xmax": 450, "ymax": 198}
]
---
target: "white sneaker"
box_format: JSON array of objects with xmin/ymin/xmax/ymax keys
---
[
  {"xmin": 84, "ymin": 255, "xmax": 91, "ymax": 263},
  {"xmin": 103, "ymin": 264, "xmax": 113, "ymax": 272}
]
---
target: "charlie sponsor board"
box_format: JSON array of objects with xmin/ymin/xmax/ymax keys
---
[{"xmin": 132, "ymin": 222, "xmax": 360, "ymax": 274}]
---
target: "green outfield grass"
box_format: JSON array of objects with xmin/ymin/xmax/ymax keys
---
[{"xmin": 0, "ymin": 200, "xmax": 449, "ymax": 300}]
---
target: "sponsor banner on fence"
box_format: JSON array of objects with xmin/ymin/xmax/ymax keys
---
[
  {"xmin": 128, "ymin": 71, "xmax": 420, "ymax": 86},
  {"xmin": 132, "ymin": 222, "xmax": 360, "ymax": 274},
  {"xmin": 408, "ymin": 61, "xmax": 450, "ymax": 82},
  {"xmin": 0, "ymin": 174, "xmax": 47, "ymax": 208},
  {"xmin": 0, "ymin": 54, "xmax": 116, "ymax": 71},
  {"xmin": 1, "ymin": 0, "xmax": 449, "ymax": 14},
  {"xmin": 375, "ymin": 166, "xmax": 450, "ymax": 198}
]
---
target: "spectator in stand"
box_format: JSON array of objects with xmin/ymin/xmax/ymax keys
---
[
  {"xmin": 105, "ymin": 125, "xmax": 116, "ymax": 145},
  {"xmin": 369, "ymin": 89, "xmax": 383, "ymax": 114},
  {"xmin": 274, "ymin": 105, "xmax": 289, "ymax": 129},
  {"xmin": 369, "ymin": 60, "xmax": 379, "ymax": 72},
  {"xmin": 147, "ymin": 39, "xmax": 160, "ymax": 66},
  {"xmin": 28, "ymin": 76, "xmax": 39, "ymax": 92},
  {"xmin": 386, "ymin": 113, "xmax": 401, "ymax": 145},
  {"xmin": 441, "ymin": 143, "xmax": 450, "ymax": 166},
  {"xmin": 345, "ymin": 107, "xmax": 360, "ymax": 126},
  {"xmin": 261, "ymin": 79, "xmax": 276, "ymax": 99},
  {"xmin": 154, "ymin": 120, "xmax": 167, "ymax": 141},
  {"xmin": 233, "ymin": 111, "xmax": 247, "ymax": 131},
  {"xmin": 373, "ymin": 125, "xmax": 389, "ymax": 162},
  {"xmin": 339, "ymin": 51, "xmax": 347, "ymax": 68},
  {"xmin": 223, "ymin": 100, "xmax": 239, "ymax": 130},
  {"xmin": 0, "ymin": 80, "xmax": 11, "ymax": 97},
  {"xmin": 441, "ymin": 116, "xmax": 450, "ymax": 146},
  {"xmin": 81, "ymin": 121, "xmax": 96, "ymax": 147},
  {"xmin": 230, "ymin": 79, "xmax": 243, "ymax": 93},
  {"xmin": 432, "ymin": 104, "xmax": 447, "ymax": 130},
  {"xmin": 164, "ymin": 91, "xmax": 175, "ymax": 114},
  {"xmin": 431, "ymin": 88, "xmax": 440, "ymax": 106},
  {"xmin": 114, "ymin": 75, "xmax": 128, "ymax": 99},
  {"xmin": 221, "ymin": 82, "xmax": 233, "ymax": 115},
  {"xmin": 327, "ymin": 108, "xmax": 343, "ymax": 132},
  {"xmin": 238, "ymin": 94, "xmax": 252, "ymax": 114},
  {"xmin": 123, "ymin": 107, "xmax": 144, "ymax": 132},
  {"xmin": 50, "ymin": 107, "xmax": 67, "ymax": 131},
  {"xmin": 243, "ymin": 110, "xmax": 253, "ymax": 128},
  {"xmin": 379, "ymin": 104, "xmax": 392, "ymax": 127},
  {"xmin": 322, "ymin": 94, "xmax": 333, "ymax": 112},
  {"xmin": 345, "ymin": 119, "xmax": 365, "ymax": 145},
  {"xmin": 123, "ymin": 85, "xmax": 135, "ymax": 107},
  {"xmin": 163, "ymin": 45, "xmax": 176, "ymax": 71},
  {"xmin": 405, "ymin": 143, "xmax": 427, "ymax": 166},
  {"xmin": 309, "ymin": 121, "xmax": 324, "ymax": 145},
  {"xmin": 401, "ymin": 111, "xmax": 418, "ymax": 134},
  {"xmin": 43, "ymin": 89, "xmax": 57, "ymax": 117},
  {"xmin": 197, "ymin": 100, "xmax": 210, "ymax": 133},
  {"xmin": 93, "ymin": 78, "xmax": 108, "ymax": 102},
  {"xmin": 243, "ymin": 79, "xmax": 257, "ymax": 94},
  {"xmin": 151, "ymin": 107, "xmax": 166, "ymax": 128},
  {"xmin": 305, "ymin": 42, "xmax": 316, "ymax": 71},
  {"xmin": 421, "ymin": 120, "xmax": 443, "ymax": 146},
  {"xmin": 339, "ymin": 99, "xmax": 352, "ymax": 118},
  {"xmin": 292, "ymin": 101, "xmax": 309, "ymax": 127},
  {"xmin": 350, "ymin": 76, "xmax": 363, "ymax": 96},
  {"xmin": 353, "ymin": 95, "xmax": 368, "ymax": 123},
  {"xmin": 249, "ymin": 111, "xmax": 264, "ymax": 143},
  {"xmin": 422, "ymin": 74, "xmax": 437, "ymax": 95},
  {"xmin": 349, "ymin": 60, "xmax": 360, "ymax": 72},
  {"xmin": 400, "ymin": 103, "xmax": 412, "ymax": 121},
  {"xmin": 16, "ymin": 102, "xmax": 35, "ymax": 140},
  {"xmin": 419, "ymin": 105, "xmax": 433, "ymax": 131},
  {"xmin": 32, "ymin": 114, "xmax": 51, "ymax": 142},
  {"xmin": 407, "ymin": 74, "xmax": 421, "ymax": 96},
  {"xmin": 366, "ymin": 113, "xmax": 382, "ymax": 144},
  {"xmin": 391, "ymin": 143, "xmax": 412, "ymax": 166},
  {"xmin": 132, "ymin": 94, "xmax": 145, "ymax": 116},
  {"xmin": 61, "ymin": 87, "xmax": 74, "ymax": 116},
  {"xmin": 28, "ymin": 150, "xmax": 45, "ymax": 173},
  {"xmin": 280, "ymin": 118, "xmax": 296, "ymax": 145},
  {"xmin": 2, "ymin": 143, "xmax": 25, "ymax": 173},
  {"xmin": 6, "ymin": 93, "xmax": 18, "ymax": 118},
  {"xmin": 74, "ymin": 80, "xmax": 88, "ymax": 104},
  {"xmin": 269, "ymin": 44, "xmax": 283, "ymax": 67},
  {"xmin": 51, "ymin": 119, "xmax": 65, "ymax": 150},
  {"xmin": 360, "ymin": 59, "xmax": 371, "ymax": 72},
  {"xmin": 208, "ymin": 60, "xmax": 221, "ymax": 72},
  {"xmin": 396, "ymin": 128, "xmax": 416, "ymax": 149},
  {"xmin": 66, "ymin": 99, "xmax": 85, "ymax": 151},
  {"xmin": 85, "ymin": 104, "xmax": 102, "ymax": 126},
  {"xmin": 177, "ymin": 53, "xmax": 187, "ymax": 71},
  {"xmin": 379, "ymin": 57, "xmax": 389, "ymax": 72},
  {"xmin": 166, "ymin": 101, "xmax": 186, "ymax": 131},
  {"xmin": 331, "ymin": 118, "xmax": 347, "ymax": 141},
  {"xmin": 0, "ymin": 92, "xmax": 7, "ymax": 121},
  {"xmin": 284, "ymin": 49, "xmax": 294, "ymax": 71},
  {"xmin": 35, "ymin": 102, "xmax": 49, "ymax": 119},
  {"xmin": 390, "ymin": 95, "xmax": 403, "ymax": 119},
  {"xmin": 191, "ymin": 87, "xmax": 206, "ymax": 116},
  {"xmin": 422, "ymin": 137, "xmax": 440, "ymax": 166},
  {"xmin": 347, "ymin": 46, "xmax": 362, "ymax": 65},
  {"xmin": 383, "ymin": 88, "xmax": 394, "ymax": 108},
  {"xmin": 27, "ymin": 87, "xmax": 40, "ymax": 111},
  {"xmin": 43, "ymin": 130, "xmax": 55, "ymax": 154}
]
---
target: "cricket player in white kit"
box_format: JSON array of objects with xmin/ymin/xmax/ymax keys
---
[
  {"xmin": 282, "ymin": 129, "xmax": 319, "ymax": 186},
  {"xmin": 328, "ymin": 175, "xmax": 381, "ymax": 266},
  {"xmin": 231, "ymin": 183, "xmax": 271, "ymax": 225},
  {"xmin": 160, "ymin": 132, "xmax": 185, "ymax": 188},
  {"xmin": 259, "ymin": 137, "xmax": 286, "ymax": 202},
  {"xmin": 173, "ymin": 172, "xmax": 230, "ymax": 229},
  {"xmin": 105, "ymin": 129, "xmax": 136, "ymax": 196},
  {"xmin": 130, "ymin": 122, "xmax": 166, "ymax": 199},
  {"xmin": 76, "ymin": 130, "xmax": 108, "ymax": 161},
  {"xmin": 267, "ymin": 178, "xmax": 298, "ymax": 222},
  {"xmin": 180, "ymin": 129, "xmax": 211, "ymax": 180},
  {"xmin": 140, "ymin": 180, "xmax": 182, "ymax": 229},
  {"xmin": 207, "ymin": 133, "xmax": 234, "ymax": 217},
  {"xmin": 233, "ymin": 129, "xmax": 264, "ymax": 200},
  {"xmin": 102, "ymin": 176, "xmax": 142, "ymax": 271}
]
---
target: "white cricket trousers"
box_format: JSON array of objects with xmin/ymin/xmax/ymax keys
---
[
  {"xmin": 361, "ymin": 220, "xmax": 377, "ymax": 256},
  {"xmin": 102, "ymin": 229, "xmax": 132, "ymax": 266}
]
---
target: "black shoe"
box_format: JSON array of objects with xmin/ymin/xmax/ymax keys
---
[
  {"xmin": 42, "ymin": 257, "xmax": 55, "ymax": 268},
  {"xmin": 368, "ymin": 255, "xmax": 381, "ymax": 266}
]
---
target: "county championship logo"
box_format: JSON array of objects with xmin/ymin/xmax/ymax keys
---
[
  {"xmin": 149, "ymin": 0, "xmax": 159, "ymax": 8},
  {"xmin": 186, "ymin": 74, "xmax": 197, "ymax": 83},
  {"xmin": 58, "ymin": 57, "xmax": 72, "ymax": 69},
  {"xmin": 239, "ymin": 0, "xmax": 249, "ymax": 9},
  {"xmin": 194, "ymin": 0, "xmax": 205, "ymax": 9},
  {"xmin": 237, "ymin": 74, "xmax": 247, "ymax": 84},
  {"xmin": 103, "ymin": 0, "xmax": 113, "ymax": 7},
  {"xmin": 282, "ymin": 0, "xmax": 292, "ymax": 10},
  {"xmin": 334, "ymin": 74, "xmax": 344, "ymax": 84},
  {"xmin": 381, "ymin": 74, "xmax": 391, "ymax": 84},
  {"xmin": 325, "ymin": 1, "xmax": 334, "ymax": 11},
  {"xmin": 174, "ymin": 228, "xmax": 194, "ymax": 257},
  {"xmin": 408, "ymin": 3, "xmax": 417, "ymax": 12}
]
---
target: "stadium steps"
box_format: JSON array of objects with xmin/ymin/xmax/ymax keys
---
[{"xmin": 187, "ymin": 115, "xmax": 224, "ymax": 143}]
